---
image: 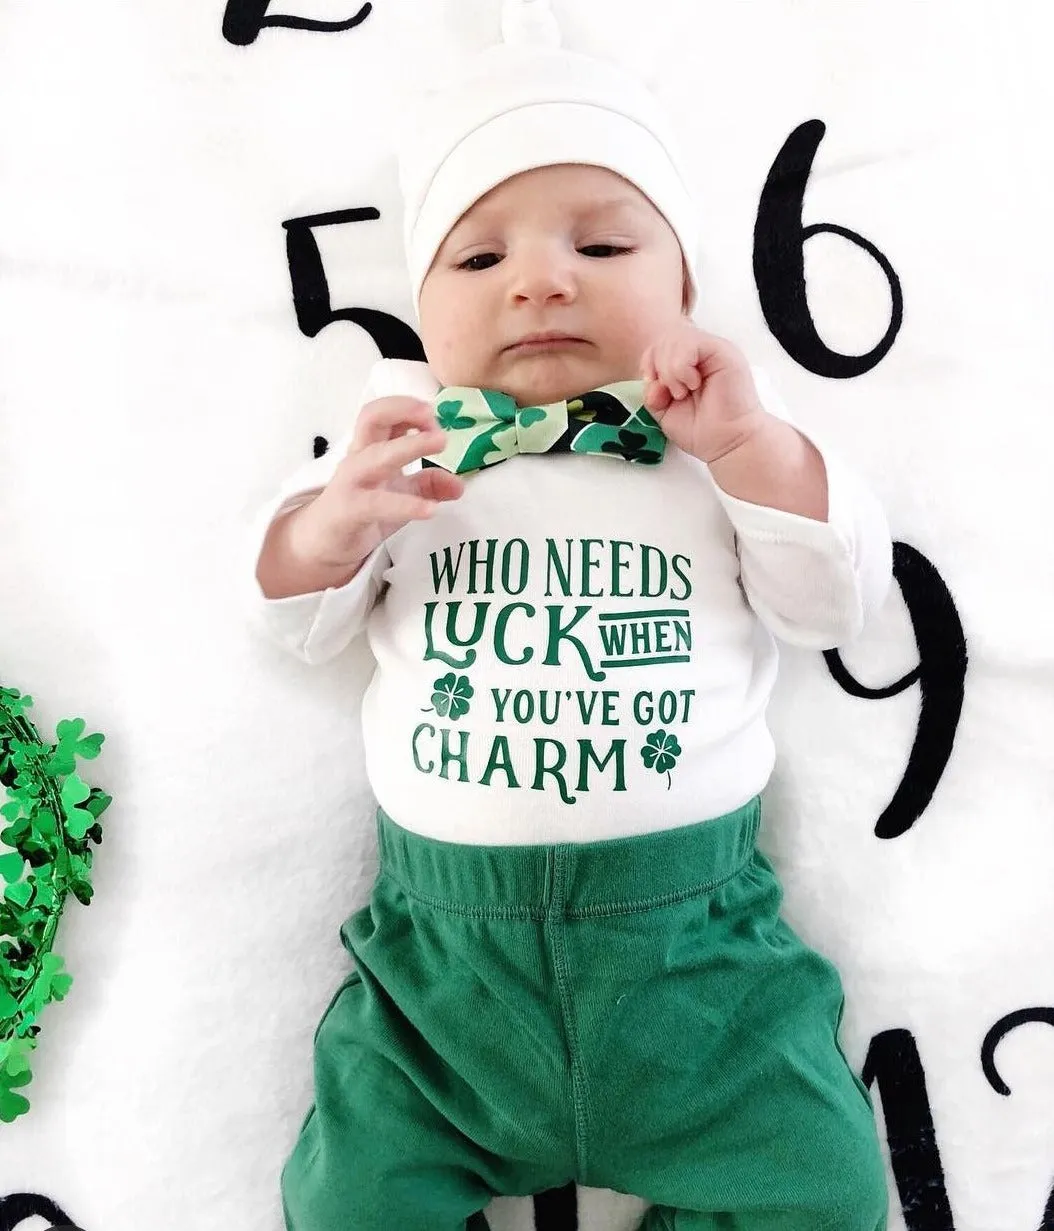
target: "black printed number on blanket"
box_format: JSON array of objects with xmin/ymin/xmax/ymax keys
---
[
  {"xmin": 825, "ymin": 542, "xmax": 967, "ymax": 840},
  {"xmin": 754, "ymin": 119, "xmax": 905, "ymax": 378},
  {"xmin": 283, "ymin": 206, "xmax": 427, "ymax": 461},
  {"xmin": 222, "ymin": 0, "xmax": 372, "ymax": 44},
  {"xmin": 283, "ymin": 207, "xmax": 426, "ymax": 364},
  {"xmin": 864, "ymin": 1024, "xmax": 1054, "ymax": 1231},
  {"xmin": 0, "ymin": 1191, "xmax": 81, "ymax": 1231}
]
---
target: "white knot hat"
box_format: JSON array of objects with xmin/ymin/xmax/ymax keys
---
[{"xmin": 396, "ymin": 0, "xmax": 700, "ymax": 319}]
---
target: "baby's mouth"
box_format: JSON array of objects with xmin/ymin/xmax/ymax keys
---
[{"xmin": 505, "ymin": 334, "xmax": 588, "ymax": 353}]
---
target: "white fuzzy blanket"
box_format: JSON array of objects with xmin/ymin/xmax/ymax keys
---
[{"xmin": 2, "ymin": 3, "xmax": 1053, "ymax": 1229}]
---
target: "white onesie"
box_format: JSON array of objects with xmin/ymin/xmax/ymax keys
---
[{"xmin": 248, "ymin": 358, "xmax": 892, "ymax": 845}]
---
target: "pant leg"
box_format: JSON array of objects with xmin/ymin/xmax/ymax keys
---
[
  {"xmin": 282, "ymin": 970, "xmax": 494, "ymax": 1230},
  {"xmin": 282, "ymin": 864, "xmax": 575, "ymax": 1230},
  {"xmin": 577, "ymin": 850, "xmax": 888, "ymax": 1231}
]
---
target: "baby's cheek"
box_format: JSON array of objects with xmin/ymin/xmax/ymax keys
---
[
  {"xmin": 611, "ymin": 315, "xmax": 657, "ymax": 365},
  {"xmin": 428, "ymin": 333, "xmax": 476, "ymax": 384}
]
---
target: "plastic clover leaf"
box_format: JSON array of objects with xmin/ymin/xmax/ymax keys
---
[
  {"xmin": 423, "ymin": 673, "xmax": 475, "ymax": 721},
  {"xmin": 0, "ymin": 682, "xmax": 109, "ymax": 1123},
  {"xmin": 0, "ymin": 689, "xmax": 32, "ymax": 719},
  {"xmin": 0, "ymin": 851, "xmax": 24, "ymax": 884},
  {"xmin": 0, "ymin": 1037, "xmax": 34, "ymax": 1123},
  {"xmin": 435, "ymin": 399, "xmax": 477, "ymax": 432},
  {"xmin": 640, "ymin": 729, "xmax": 682, "ymax": 789},
  {"xmin": 601, "ymin": 428, "xmax": 663, "ymax": 465},
  {"xmin": 24, "ymin": 954, "xmax": 73, "ymax": 1017},
  {"xmin": 49, "ymin": 718, "xmax": 104, "ymax": 776},
  {"xmin": 60, "ymin": 774, "xmax": 95, "ymax": 841}
]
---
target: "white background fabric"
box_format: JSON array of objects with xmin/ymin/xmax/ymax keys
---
[{"xmin": 1, "ymin": 2, "xmax": 1053, "ymax": 1229}]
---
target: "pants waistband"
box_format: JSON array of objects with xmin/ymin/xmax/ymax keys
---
[{"xmin": 375, "ymin": 798, "xmax": 761, "ymax": 919}]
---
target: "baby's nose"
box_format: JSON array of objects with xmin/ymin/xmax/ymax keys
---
[{"xmin": 511, "ymin": 252, "xmax": 577, "ymax": 303}]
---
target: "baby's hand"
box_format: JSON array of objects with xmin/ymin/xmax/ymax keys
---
[
  {"xmin": 641, "ymin": 323, "xmax": 770, "ymax": 464},
  {"xmin": 292, "ymin": 396, "xmax": 465, "ymax": 574}
]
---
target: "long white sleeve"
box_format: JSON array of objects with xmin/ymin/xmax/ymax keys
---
[
  {"xmin": 245, "ymin": 359, "xmax": 440, "ymax": 663},
  {"xmin": 710, "ymin": 367, "xmax": 893, "ymax": 650}
]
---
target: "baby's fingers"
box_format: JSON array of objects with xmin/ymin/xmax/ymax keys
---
[
  {"xmin": 412, "ymin": 466, "xmax": 466, "ymax": 503},
  {"xmin": 352, "ymin": 485, "xmax": 441, "ymax": 527},
  {"xmin": 344, "ymin": 429, "xmax": 448, "ymax": 487},
  {"xmin": 391, "ymin": 465, "xmax": 465, "ymax": 503},
  {"xmin": 353, "ymin": 396, "xmax": 437, "ymax": 448},
  {"xmin": 651, "ymin": 344, "xmax": 696, "ymax": 402},
  {"xmin": 678, "ymin": 355, "xmax": 704, "ymax": 391},
  {"xmin": 644, "ymin": 380, "xmax": 673, "ymax": 413}
]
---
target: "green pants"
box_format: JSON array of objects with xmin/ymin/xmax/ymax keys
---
[{"xmin": 282, "ymin": 798, "xmax": 888, "ymax": 1231}]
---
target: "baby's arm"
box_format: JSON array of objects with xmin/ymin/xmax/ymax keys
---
[
  {"xmin": 256, "ymin": 396, "xmax": 454, "ymax": 599},
  {"xmin": 642, "ymin": 327, "xmax": 892, "ymax": 648},
  {"xmin": 713, "ymin": 368, "xmax": 893, "ymax": 650},
  {"xmin": 644, "ymin": 329, "xmax": 828, "ymax": 523},
  {"xmin": 245, "ymin": 440, "xmax": 394, "ymax": 666},
  {"xmin": 248, "ymin": 364, "xmax": 462, "ymax": 663}
]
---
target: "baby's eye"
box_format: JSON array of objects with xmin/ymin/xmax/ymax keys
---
[
  {"xmin": 579, "ymin": 244, "xmax": 632, "ymax": 258},
  {"xmin": 457, "ymin": 252, "xmax": 502, "ymax": 271}
]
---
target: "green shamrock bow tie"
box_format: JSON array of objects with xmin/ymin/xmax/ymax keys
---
[{"xmin": 421, "ymin": 380, "xmax": 667, "ymax": 476}]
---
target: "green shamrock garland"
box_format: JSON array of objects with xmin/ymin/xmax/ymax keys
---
[{"xmin": 0, "ymin": 684, "xmax": 109, "ymax": 1123}]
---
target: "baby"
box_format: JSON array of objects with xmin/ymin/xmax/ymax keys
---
[{"xmin": 251, "ymin": 4, "xmax": 892, "ymax": 1228}]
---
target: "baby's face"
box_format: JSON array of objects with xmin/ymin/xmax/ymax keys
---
[{"xmin": 418, "ymin": 163, "xmax": 688, "ymax": 407}]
